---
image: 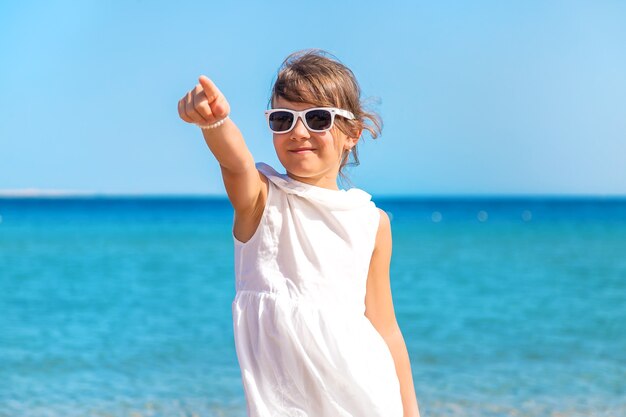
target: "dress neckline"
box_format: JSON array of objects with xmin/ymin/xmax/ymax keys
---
[{"xmin": 256, "ymin": 162, "xmax": 373, "ymax": 210}]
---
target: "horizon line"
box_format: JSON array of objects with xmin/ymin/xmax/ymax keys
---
[{"xmin": 0, "ymin": 189, "xmax": 625, "ymax": 200}]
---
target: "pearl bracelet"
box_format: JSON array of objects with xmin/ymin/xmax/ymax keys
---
[{"xmin": 196, "ymin": 115, "xmax": 229, "ymax": 130}]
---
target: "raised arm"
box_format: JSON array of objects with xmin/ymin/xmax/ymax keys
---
[{"xmin": 177, "ymin": 76, "xmax": 267, "ymax": 237}]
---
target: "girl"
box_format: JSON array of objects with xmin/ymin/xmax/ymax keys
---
[{"xmin": 178, "ymin": 49, "xmax": 420, "ymax": 417}]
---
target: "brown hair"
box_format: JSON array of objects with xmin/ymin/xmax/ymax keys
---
[{"xmin": 268, "ymin": 49, "xmax": 383, "ymax": 186}]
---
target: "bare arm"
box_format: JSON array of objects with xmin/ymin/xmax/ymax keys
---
[
  {"xmin": 177, "ymin": 76, "xmax": 265, "ymax": 224},
  {"xmin": 365, "ymin": 209, "xmax": 420, "ymax": 417}
]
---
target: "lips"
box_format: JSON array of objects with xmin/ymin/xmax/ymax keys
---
[{"xmin": 289, "ymin": 148, "xmax": 315, "ymax": 153}]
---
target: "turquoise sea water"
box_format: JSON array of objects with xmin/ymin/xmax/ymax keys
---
[{"xmin": 1, "ymin": 197, "xmax": 625, "ymax": 417}]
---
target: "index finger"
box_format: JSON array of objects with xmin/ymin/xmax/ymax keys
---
[{"xmin": 198, "ymin": 75, "xmax": 221, "ymax": 102}]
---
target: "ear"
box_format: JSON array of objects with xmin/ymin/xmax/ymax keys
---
[{"xmin": 347, "ymin": 128, "xmax": 362, "ymax": 148}]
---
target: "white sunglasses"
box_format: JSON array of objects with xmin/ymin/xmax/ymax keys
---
[{"xmin": 264, "ymin": 107, "xmax": 355, "ymax": 133}]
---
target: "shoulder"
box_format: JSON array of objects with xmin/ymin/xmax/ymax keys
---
[
  {"xmin": 376, "ymin": 208, "xmax": 390, "ymax": 226},
  {"xmin": 259, "ymin": 169, "xmax": 270, "ymax": 187},
  {"xmin": 257, "ymin": 169, "xmax": 270, "ymax": 208},
  {"xmin": 254, "ymin": 163, "xmax": 271, "ymax": 199},
  {"xmin": 374, "ymin": 208, "xmax": 392, "ymax": 252},
  {"xmin": 231, "ymin": 166, "xmax": 270, "ymax": 244}
]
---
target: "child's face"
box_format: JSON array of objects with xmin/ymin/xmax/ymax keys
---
[{"xmin": 272, "ymin": 96, "xmax": 357, "ymax": 190}]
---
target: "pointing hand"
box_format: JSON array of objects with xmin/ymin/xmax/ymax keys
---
[{"xmin": 178, "ymin": 76, "xmax": 230, "ymax": 126}]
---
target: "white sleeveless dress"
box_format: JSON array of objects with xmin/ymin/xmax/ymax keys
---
[{"xmin": 231, "ymin": 162, "xmax": 403, "ymax": 417}]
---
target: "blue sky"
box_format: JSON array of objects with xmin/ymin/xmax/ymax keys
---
[{"xmin": 1, "ymin": 0, "xmax": 625, "ymax": 196}]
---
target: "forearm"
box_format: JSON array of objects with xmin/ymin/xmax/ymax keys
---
[
  {"xmin": 383, "ymin": 325, "xmax": 420, "ymax": 417},
  {"xmin": 200, "ymin": 118, "xmax": 254, "ymax": 174}
]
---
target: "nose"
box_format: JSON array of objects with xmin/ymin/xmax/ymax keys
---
[{"xmin": 290, "ymin": 115, "xmax": 310, "ymax": 138}]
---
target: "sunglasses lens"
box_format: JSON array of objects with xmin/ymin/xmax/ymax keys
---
[
  {"xmin": 268, "ymin": 111, "xmax": 294, "ymax": 132},
  {"xmin": 305, "ymin": 109, "xmax": 332, "ymax": 131}
]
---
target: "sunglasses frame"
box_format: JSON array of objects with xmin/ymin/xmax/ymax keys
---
[{"xmin": 264, "ymin": 107, "xmax": 355, "ymax": 134}]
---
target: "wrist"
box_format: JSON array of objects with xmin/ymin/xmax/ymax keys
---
[{"xmin": 196, "ymin": 115, "xmax": 229, "ymax": 130}]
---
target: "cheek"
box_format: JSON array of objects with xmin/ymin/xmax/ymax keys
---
[
  {"xmin": 273, "ymin": 135, "xmax": 285, "ymax": 151},
  {"xmin": 317, "ymin": 133, "xmax": 337, "ymax": 148},
  {"xmin": 326, "ymin": 131, "xmax": 347, "ymax": 152}
]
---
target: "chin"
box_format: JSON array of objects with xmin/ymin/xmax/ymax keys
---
[
  {"xmin": 278, "ymin": 156, "xmax": 310, "ymax": 173},
  {"xmin": 284, "ymin": 166, "xmax": 314, "ymax": 178}
]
